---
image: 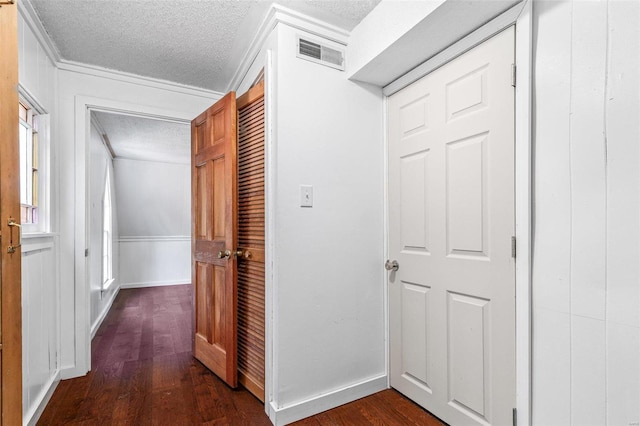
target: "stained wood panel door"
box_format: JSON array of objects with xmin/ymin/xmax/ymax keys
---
[
  {"xmin": 192, "ymin": 92, "xmax": 238, "ymax": 387},
  {"xmin": 388, "ymin": 27, "xmax": 515, "ymax": 425},
  {"xmin": 236, "ymin": 81, "xmax": 265, "ymax": 401},
  {"xmin": 0, "ymin": 2, "xmax": 23, "ymax": 424}
]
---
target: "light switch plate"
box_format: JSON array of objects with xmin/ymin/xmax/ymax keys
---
[{"xmin": 300, "ymin": 185, "xmax": 313, "ymax": 207}]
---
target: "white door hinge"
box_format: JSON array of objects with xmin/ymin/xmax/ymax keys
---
[
  {"xmin": 511, "ymin": 236, "xmax": 516, "ymax": 259},
  {"xmin": 511, "ymin": 63, "xmax": 516, "ymax": 87},
  {"xmin": 513, "ymin": 408, "xmax": 517, "ymax": 426}
]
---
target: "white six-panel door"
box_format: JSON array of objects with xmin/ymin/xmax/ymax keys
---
[{"xmin": 388, "ymin": 27, "xmax": 516, "ymax": 426}]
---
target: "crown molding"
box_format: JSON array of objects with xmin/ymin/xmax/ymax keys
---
[
  {"xmin": 57, "ymin": 60, "xmax": 224, "ymax": 100},
  {"xmin": 19, "ymin": 0, "xmax": 350, "ymax": 98},
  {"xmin": 227, "ymin": 4, "xmax": 350, "ymax": 92},
  {"xmin": 18, "ymin": 0, "xmax": 61, "ymax": 63},
  {"xmin": 18, "ymin": 0, "xmax": 221, "ymax": 99}
]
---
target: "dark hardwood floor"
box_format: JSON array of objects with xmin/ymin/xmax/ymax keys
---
[{"xmin": 38, "ymin": 285, "xmax": 444, "ymax": 425}]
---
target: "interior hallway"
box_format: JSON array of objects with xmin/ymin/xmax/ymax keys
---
[{"xmin": 37, "ymin": 285, "xmax": 445, "ymax": 425}]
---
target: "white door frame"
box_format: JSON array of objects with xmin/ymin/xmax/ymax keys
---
[
  {"xmin": 69, "ymin": 95, "xmax": 194, "ymax": 378},
  {"xmin": 383, "ymin": 2, "xmax": 532, "ymax": 424}
]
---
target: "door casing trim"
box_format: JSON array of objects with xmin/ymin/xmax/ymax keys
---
[{"xmin": 69, "ymin": 95, "xmax": 195, "ymax": 379}]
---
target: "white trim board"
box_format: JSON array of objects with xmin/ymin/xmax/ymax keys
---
[
  {"xmin": 120, "ymin": 281, "xmax": 190, "ymax": 289},
  {"xmin": 268, "ymin": 376, "xmax": 387, "ymax": 426},
  {"xmin": 118, "ymin": 236, "xmax": 191, "ymax": 243},
  {"xmin": 513, "ymin": 2, "xmax": 533, "ymax": 424},
  {"xmin": 59, "ymin": 60, "xmax": 223, "ymax": 100},
  {"xmin": 24, "ymin": 370, "xmax": 61, "ymax": 426},
  {"xmin": 22, "ymin": 239, "xmax": 54, "ymax": 254},
  {"xmin": 381, "ymin": 2, "xmax": 532, "ymax": 425},
  {"xmin": 90, "ymin": 285, "xmax": 120, "ymax": 339},
  {"xmin": 18, "ymin": 0, "xmax": 62, "ymax": 64},
  {"xmin": 382, "ymin": 94, "xmax": 390, "ymax": 388},
  {"xmin": 263, "ymin": 49, "xmax": 276, "ymax": 417}
]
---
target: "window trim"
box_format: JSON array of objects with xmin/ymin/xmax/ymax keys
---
[
  {"xmin": 18, "ymin": 86, "xmax": 50, "ymax": 235},
  {"xmin": 101, "ymin": 167, "xmax": 114, "ymax": 290}
]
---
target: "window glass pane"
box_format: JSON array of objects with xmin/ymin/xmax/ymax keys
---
[
  {"xmin": 19, "ymin": 123, "xmax": 28, "ymax": 205},
  {"xmin": 19, "ymin": 103, "xmax": 27, "ymax": 122},
  {"xmin": 102, "ymin": 172, "xmax": 113, "ymax": 285},
  {"xmin": 18, "ymin": 103, "xmax": 45, "ymax": 228},
  {"xmin": 26, "ymin": 126, "xmax": 33, "ymax": 206}
]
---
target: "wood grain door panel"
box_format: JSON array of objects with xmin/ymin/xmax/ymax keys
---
[
  {"xmin": 191, "ymin": 92, "xmax": 238, "ymax": 388},
  {"xmin": 0, "ymin": 3, "xmax": 23, "ymax": 423}
]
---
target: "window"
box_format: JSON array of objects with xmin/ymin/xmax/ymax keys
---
[
  {"xmin": 18, "ymin": 97, "xmax": 49, "ymax": 233},
  {"xmin": 19, "ymin": 102, "xmax": 39, "ymax": 224},
  {"xmin": 102, "ymin": 169, "xmax": 114, "ymax": 288}
]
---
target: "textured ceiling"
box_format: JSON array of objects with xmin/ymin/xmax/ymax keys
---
[
  {"xmin": 28, "ymin": 0, "xmax": 381, "ymax": 92},
  {"xmin": 93, "ymin": 112, "xmax": 191, "ymax": 165}
]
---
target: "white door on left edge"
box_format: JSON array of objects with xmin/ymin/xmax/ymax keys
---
[{"xmin": 387, "ymin": 26, "xmax": 516, "ymax": 426}]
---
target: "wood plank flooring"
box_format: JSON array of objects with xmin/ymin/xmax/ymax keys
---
[{"xmin": 38, "ymin": 285, "xmax": 445, "ymax": 425}]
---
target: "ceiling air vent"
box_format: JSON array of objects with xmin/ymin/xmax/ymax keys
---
[{"xmin": 297, "ymin": 37, "xmax": 345, "ymax": 71}]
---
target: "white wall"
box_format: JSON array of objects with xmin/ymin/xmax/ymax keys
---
[
  {"xmin": 255, "ymin": 23, "xmax": 386, "ymax": 423},
  {"xmin": 114, "ymin": 158, "xmax": 191, "ymax": 288},
  {"xmin": 531, "ymin": 0, "xmax": 640, "ymax": 424},
  {"xmin": 88, "ymin": 123, "xmax": 119, "ymax": 335},
  {"xmin": 57, "ymin": 67, "xmax": 220, "ymax": 378},
  {"xmin": 17, "ymin": 3, "xmax": 60, "ymax": 424},
  {"xmin": 17, "ymin": 4, "xmax": 56, "ymax": 114},
  {"xmin": 21, "ymin": 237, "xmax": 58, "ymax": 426}
]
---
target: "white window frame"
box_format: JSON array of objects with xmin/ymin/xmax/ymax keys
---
[
  {"xmin": 102, "ymin": 168, "xmax": 114, "ymax": 290},
  {"xmin": 19, "ymin": 87, "xmax": 51, "ymax": 235}
]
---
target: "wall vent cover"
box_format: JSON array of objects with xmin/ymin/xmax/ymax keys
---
[{"xmin": 297, "ymin": 37, "xmax": 345, "ymax": 71}]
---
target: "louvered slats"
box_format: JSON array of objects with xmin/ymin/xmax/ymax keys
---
[{"xmin": 237, "ymin": 82, "xmax": 265, "ymax": 401}]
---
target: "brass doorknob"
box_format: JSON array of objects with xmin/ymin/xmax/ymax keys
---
[{"xmin": 218, "ymin": 250, "xmax": 231, "ymax": 259}]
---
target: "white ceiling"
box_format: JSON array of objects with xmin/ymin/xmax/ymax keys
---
[
  {"xmin": 32, "ymin": 0, "xmax": 380, "ymax": 164},
  {"xmin": 93, "ymin": 112, "xmax": 191, "ymax": 164},
  {"xmin": 28, "ymin": 0, "xmax": 381, "ymax": 92}
]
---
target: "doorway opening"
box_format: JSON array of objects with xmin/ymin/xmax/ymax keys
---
[{"xmin": 86, "ymin": 109, "xmax": 192, "ymax": 341}]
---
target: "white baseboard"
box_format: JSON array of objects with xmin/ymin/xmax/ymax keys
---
[
  {"xmin": 269, "ymin": 375, "xmax": 388, "ymax": 425},
  {"xmin": 59, "ymin": 364, "xmax": 88, "ymax": 380},
  {"xmin": 25, "ymin": 370, "xmax": 61, "ymax": 426},
  {"xmin": 90, "ymin": 285, "xmax": 121, "ymax": 339},
  {"xmin": 120, "ymin": 280, "xmax": 190, "ymax": 289}
]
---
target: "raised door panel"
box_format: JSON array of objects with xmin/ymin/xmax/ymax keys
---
[
  {"xmin": 446, "ymin": 133, "xmax": 488, "ymax": 258},
  {"xmin": 191, "ymin": 92, "xmax": 237, "ymax": 388},
  {"xmin": 447, "ymin": 292, "xmax": 490, "ymax": 421},
  {"xmin": 401, "ymin": 282, "xmax": 431, "ymax": 392},
  {"xmin": 388, "ymin": 27, "xmax": 515, "ymax": 426},
  {"xmin": 400, "ymin": 150, "xmax": 430, "ymax": 253}
]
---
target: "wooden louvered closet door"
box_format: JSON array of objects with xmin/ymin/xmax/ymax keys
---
[{"xmin": 236, "ymin": 80, "xmax": 265, "ymax": 401}]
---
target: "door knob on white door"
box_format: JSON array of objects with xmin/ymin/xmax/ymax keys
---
[{"xmin": 385, "ymin": 260, "xmax": 399, "ymax": 271}]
